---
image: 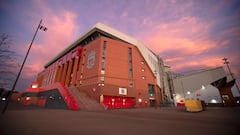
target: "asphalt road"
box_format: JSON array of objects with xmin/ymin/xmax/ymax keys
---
[{"xmin": 1, "ymin": 102, "xmax": 240, "ymax": 135}]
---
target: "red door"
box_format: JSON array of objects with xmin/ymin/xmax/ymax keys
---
[
  {"xmin": 125, "ymin": 98, "xmax": 134, "ymax": 108},
  {"xmin": 103, "ymin": 96, "xmax": 135, "ymax": 109},
  {"xmin": 103, "ymin": 96, "xmax": 112, "ymax": 109},
  {"xmin": 115, "ymin": 97, "xmax": 122, "ymax": 108}
]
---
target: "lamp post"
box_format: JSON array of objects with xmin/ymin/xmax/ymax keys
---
[
  {"xmin": 1, "ymin": 19, "xmax": 47, "ymax": 114},
  {"xmin": 223, "ymin": 57, "xmax": 240, "ymax": 95},
  {"xmin": 223, "ymin": 57, "xmax": 234, "ymax": 79}
]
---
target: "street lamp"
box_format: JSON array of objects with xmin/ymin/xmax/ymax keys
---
[
  {"xmin": 1, "ymin": 19, "xmax": 47, "ymax": 114},
  {"xmin": 222, "ymin": 57, "xmax": 240, "ymax": 95}
]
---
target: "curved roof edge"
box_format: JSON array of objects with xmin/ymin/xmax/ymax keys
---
[{"xmin": 44, "ymin": 22, "xmax": 163, "ymax": 87}]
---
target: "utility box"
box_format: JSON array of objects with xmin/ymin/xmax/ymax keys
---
[{"xmin": 185, "ymin": 100, "xmax": 203, "ymax": 112}]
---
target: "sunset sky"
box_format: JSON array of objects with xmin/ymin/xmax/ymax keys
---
[{"xmin": 0, "ymin": 0, "xmax": 239, "ymax": 95}]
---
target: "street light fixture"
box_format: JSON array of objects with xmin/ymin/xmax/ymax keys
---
[
  {"xmin": 223, "ymin": 57, "xmax": 233, "ymax": 79},
  {"xmin": 1, "ymin": 19, "xmax": 47, "ymax": 114}
]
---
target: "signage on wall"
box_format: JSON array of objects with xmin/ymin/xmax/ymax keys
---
[
  {"xmin": 119, "ymin": 87, "xmax": 127, "ymax": 95},
  {"xmin": 87, "ymin": 51, "xmax": 96, "ymax": 69},
  {"xmin": 196, "ymin": 93, "xmax": 201, "ymax": 96}
]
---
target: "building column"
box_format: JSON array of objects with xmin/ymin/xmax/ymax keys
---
[
  {"xmin": 45, "ymin": 71, "xmax": 50, "ymax": 85},
  {"xmin": 48, "ymin": 69, "xmax": 53, "ymax": 85},
  {"xmin": 60, "ymin": 63, "xmax": 68, "ymax": 83},
  {"xmin": 77, "ymin": 49, "xmax": 86, "ymax": 87},
  {"xmin": 51, "ymin": 69, "xmax": 57, "ymax": 84},
  {"xmin": 65, "ymin": 59, "xmax": 73, "ymax": 86},
  {"xmin": 36, "ymin": 74, "xmax": 44, "ymax": 87},
  {"xmin": 71, "ymin": 56, "xmax": 79, "ymax": 86},
  {"xmin": 76, "ymin": 62, "xmax": 83, "ymax": 87},
  {"xmin": 56, "ymin": 66, "xmax": 63, "ymax": 82},
  {"xmin": 54, "ymin": 67, "xmax": 60, "ymax": 82}
]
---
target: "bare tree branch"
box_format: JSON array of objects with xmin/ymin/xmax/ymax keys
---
[{"xmin": 0, "ymin": 33, "xmax": 20, "ymax": 90}]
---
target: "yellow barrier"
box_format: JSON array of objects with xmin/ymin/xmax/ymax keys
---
[{"xmin": 185, "ymin": 100, "xmax": 203, "ymax": 112}]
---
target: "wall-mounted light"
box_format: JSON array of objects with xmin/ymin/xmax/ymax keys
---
[
  {"xmin": 98, "ymin": 83, "xmax": 104, "ymax": 87},
  {"xmin": 31, "ymin": 84, "xmax": 38, "ymax": 88},
  {"xmin": 138, "ymin": 98, "xmax": 142, "ymax": 103},
  {"xmin": 211, "ymin": 99, "xmax": 217, "ymax": 103}
]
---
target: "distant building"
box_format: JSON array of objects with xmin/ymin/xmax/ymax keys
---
[
  {"xmin": 24, "ymin": 23, "xmax": 171, "ymax": 110},
  {"xmin": 172, "ymin": 67, "xmax": 236, "ymax": 106}
]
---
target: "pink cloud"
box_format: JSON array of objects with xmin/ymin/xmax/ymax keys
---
[
  {"xmin": 40, "ymin": 11, "xmax": 79, "ymax": 56},
  {"xmin": 165, "ymin": 57, "xmax": 185, "ymax": 63},
  {"xmin": 171, "ymin": 56, "xmax": 223, "ymax": 72},
  {"xmin": 18, "ymin": 2, "xmax": 80, "ymax": 80},
  {"xmin": 29, "ymin": 11, "xmax": 79, "ymax": 71},
  {"xmin": 21, "ymin": 64, "xmax": 41, "ymax": 79},
  {"xmin": 141, "ymin": 16, "xmax": 213, "ymax": 54},
  {"xmin": 137, "ymin": 16, "xmax": 222, "ymax": 73}
]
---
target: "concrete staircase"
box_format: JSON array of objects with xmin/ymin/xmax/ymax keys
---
[{"xmin": 68, "ymin": 86, "xmax": 105, "ymax": 111}]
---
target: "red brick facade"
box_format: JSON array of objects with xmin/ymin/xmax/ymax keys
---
[{"xmin": 36, "ymin": 36, "xmax": 162, "ymax": 108}]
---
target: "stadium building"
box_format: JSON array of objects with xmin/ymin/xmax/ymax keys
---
[{"xmin": 21, "ymin": 23, "xmax": 167, "ymax": 110}]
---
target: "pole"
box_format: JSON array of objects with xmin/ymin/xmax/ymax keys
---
[
  {"xmin": 1, "ymin": 19, "xmax": 42, "ymax": 114},
  {"xmin": 181, "ymin": 81, "xmax": 185, "ymax": 99}
]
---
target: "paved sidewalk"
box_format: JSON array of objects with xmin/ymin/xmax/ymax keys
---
[{"xmin": 1, "ymin": 102, "xmax": 240, "ymax": 135}]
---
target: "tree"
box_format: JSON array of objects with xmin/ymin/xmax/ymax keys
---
[{"xmin": 0, "ymin": 33, "xmax": 19, "ymax": 90}]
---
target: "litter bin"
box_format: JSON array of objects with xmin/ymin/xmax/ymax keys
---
[{"xmin": 185, "ymin": 100, "xmax": 203, "ymax": 112}]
